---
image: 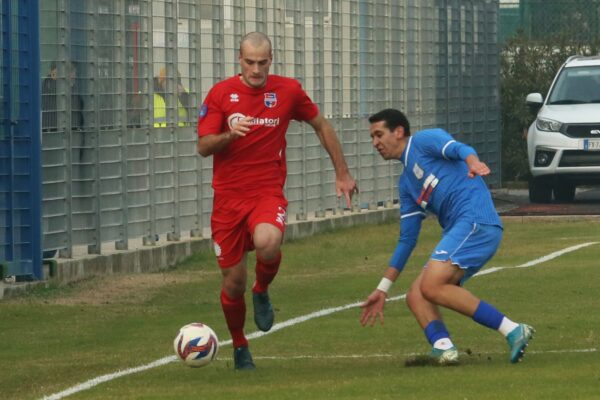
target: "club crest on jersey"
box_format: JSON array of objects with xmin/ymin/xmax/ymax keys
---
[
  {"xmin": 412, "ymin": 162, "xmax": 424, "ymax": 180},
  {"xmin": 264, "ymin": 92, "xmax": 277, "ymax": 108},
  {"xmin": 199, "ymin": 104, "xmax": 208, "ymax": 119}
]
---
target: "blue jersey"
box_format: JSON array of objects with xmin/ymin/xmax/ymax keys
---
[{"xmin": 389, "ymin": 128, "xmax": 502, "ymax": 271}]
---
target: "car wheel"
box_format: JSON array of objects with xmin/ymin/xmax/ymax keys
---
[
  {"xmin": 529, "ymin": 176, "xmax": 552, "ymax": 203},
  {"xmin": 553, "ymin": 181, "xmax": 576, "ymax": 202}
]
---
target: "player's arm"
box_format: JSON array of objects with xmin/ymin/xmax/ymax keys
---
[
  {"xmin": 307, "ymin": 113, "xmax": 358, "ymax": 207},
  {"xmin": 360, "ymin": 208, "xmax": 424, "ymax": 327},
  {"xmin": 359, "ymin": 266, "xmax": 401, "ymax": 327},
  {"xmin": 431, "ymin": 130, "xmax": 491, "ymax": 178},
  {"xmin": 445, "ymin": 142, "xmax": 490, "ymax": 178},
  {"xmin": 197, "ymin": 116, "xmax": 252, "ymax": 157}
]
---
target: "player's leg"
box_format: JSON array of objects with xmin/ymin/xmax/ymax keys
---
[
  {"xmin": 220, "ymin": 255, "xmax": 249, "ymax": 346},
  {"xmin": 248, "ymin": 196, "xmax": 287, "ymax": 332},
  {"xmin": 419, "ymin": 259, "xmax": 479, "ymax": 315},
  {"xmin": 212, "ymin": 195, "xmax": 256, "ymax": 370},
  {"xmin": 220, "ymin": 256, "xmax": 256, "ymax": 370},
  {"xmin": 407, "ymin": 271, "xmax": 459, "ymax": 365},
  {"xmin": 421, "ymin": 222, "xmax": 534, "ymax": 363},
  {"xmin": 253, "ymin": 222, "xmax": 284, "ymax": 291}
]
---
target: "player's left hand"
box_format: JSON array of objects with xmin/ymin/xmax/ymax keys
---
[
  {"xmin": 336, "ymin": 174, "xmax": 358, "ymax": 209},
  {"xmin": 359, "ymin": 289, "xmax": 386, "ymax": 327},
  {"xmin": 465, "ymin": 155, "xmax": 490, "ymax": 178}
]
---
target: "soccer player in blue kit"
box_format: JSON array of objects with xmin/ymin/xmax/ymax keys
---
[{"xmin": 359, "ymin": 109, "xmax": 534, "ymax": 365}]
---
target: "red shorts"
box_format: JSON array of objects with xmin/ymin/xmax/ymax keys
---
[{"xmin": 211, "ymin": 193, "xmax": 288, "ymax": 268}]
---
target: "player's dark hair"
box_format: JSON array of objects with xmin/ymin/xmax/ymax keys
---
[{"xmin": 368, "ymin": 109, "xmax": 411, "ymax": 136}]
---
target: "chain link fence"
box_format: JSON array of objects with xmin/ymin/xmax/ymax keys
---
[
  {"xmin": 38, "ymin": 0, "xmax": 501, "ymax": 258},
  {"xmin": 500, "ymin": 0, "xmax": 600, "ymax": 44}
]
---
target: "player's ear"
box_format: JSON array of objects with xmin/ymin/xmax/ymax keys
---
[{"xmin": 393, "ymin": 126, "xmax": 405, "ymax": 139}]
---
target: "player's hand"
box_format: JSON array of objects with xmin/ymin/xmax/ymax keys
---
[
  {"xmin": 336, "ymin": 174, "xmax": 358, "ymax": 209},
  {"xmin": 465, "ymin": 155, "xmax": 490, "ymax": 178},
  {"xmin": 359, "ymin": 289, "xmax": 386, "ymax": 327},
  {"xmin": 230, "ymin": 116, "xmax": 253, "ymax": 138}
]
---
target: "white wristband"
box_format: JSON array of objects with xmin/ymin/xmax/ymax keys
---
[{"xmin": 376, "ymin": 277, "xmax": 393, "ymax": 293}]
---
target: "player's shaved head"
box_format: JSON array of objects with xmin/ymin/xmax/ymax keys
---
[
  {"xmin": 239, "ymin": 32, "xmax": 272, "ymax": 54},
  {"xmin": 238, "ymin": 32, "xmax": 273, "ymax": 88}
]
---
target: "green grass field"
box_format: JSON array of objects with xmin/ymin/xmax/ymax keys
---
[{"xmin": 1, "ymin": 218, "xmax": 599, "ymax": 400}]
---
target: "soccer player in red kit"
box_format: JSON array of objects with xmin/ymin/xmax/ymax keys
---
[{"xmin": 197, "ymin": 32, "xmax": 358, "ymax": 370}]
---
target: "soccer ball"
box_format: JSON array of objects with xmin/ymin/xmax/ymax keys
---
[{"xmin": 173, "ymin": 322, "xmax": 219, "ymax": 367}]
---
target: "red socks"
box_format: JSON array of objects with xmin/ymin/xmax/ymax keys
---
[
  {"xmin": 220, "ymin": 252, "xmax": 281, "ymax": 347},
  {"xmin": 253, "ymin": 252, "xmax": 282, "ymax": 294},
  {"xmin": 220, "ymin": 290, "xmax": 248, "ymax": 348}
]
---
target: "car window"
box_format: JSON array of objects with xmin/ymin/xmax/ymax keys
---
[{"xmin": 548, "ymin": 66, "xmax": 600, "ymax": 104}]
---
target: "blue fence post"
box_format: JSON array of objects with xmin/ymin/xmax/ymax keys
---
[
  {"xmin": 0, "ymin": 0, "xmax": 42, "ymax": 281},
  {"xmin": 27, "ymin": 0, "xmax": 42, "ymax": 280}
]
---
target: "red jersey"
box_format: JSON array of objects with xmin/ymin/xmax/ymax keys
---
[{"xmin": 197, "ymin": 74, "xmax": 319, "ymax": 196}]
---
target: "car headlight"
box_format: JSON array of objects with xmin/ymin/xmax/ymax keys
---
[{"xmin": 535, "ymin": 117, "xmax": 562, "ymax": 132}]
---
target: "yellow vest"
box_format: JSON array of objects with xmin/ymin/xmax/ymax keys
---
[{"xmin": 153, "ymin": 93, "xmax": 187, "ymax": 127}]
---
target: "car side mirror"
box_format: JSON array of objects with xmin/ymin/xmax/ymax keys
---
[{"xmin": 526, "ymin": 93, "xmax": 544, "ymax": 112}]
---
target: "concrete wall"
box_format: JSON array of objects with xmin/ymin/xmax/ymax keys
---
[{"xmin": 0, "ymin": 206, "xmax": 399, "ymax": 299}]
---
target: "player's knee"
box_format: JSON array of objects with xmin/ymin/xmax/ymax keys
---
[
  {"xmin": 406, "ymin": 284, "xmax": 420, "ymax": 311},
  {"xmin": 254, "ymin": 234, "xmax": 281, "ymax": 260},
  {"xmin": 419, "ymin": 281, "xmax": 441, "ymax": 303},
  {"xmin": 222, "ymin": 280, "xmax": 245, "ymax": 298},
  {"xmin": 222, "ymin": 273, "xmax": 246, "ymax": 298}
]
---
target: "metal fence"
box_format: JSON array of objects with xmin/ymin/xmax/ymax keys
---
[
  {"xmin": 38, "ymin": 0, "xmax": 501, "ymax": 258},
  {"xmin": 1, "ymin": 0, "xmax": 43, "ymax": 279},
  {"xmin": 499, "ymin": 0, "xmax": 600, "ymax": 45}
]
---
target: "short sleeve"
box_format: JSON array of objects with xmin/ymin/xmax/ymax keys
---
[
  {"xmin": 197, "ymin": 87, "xmax": 225, "ymax": 138},
  {"xmin": 291, "ymin": 81, "xmax": 319, "ymax": 122}
]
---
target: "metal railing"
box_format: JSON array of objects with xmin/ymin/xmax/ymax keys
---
[{"xmin": 37, "ymin": 0, "xmax": 501, "ymax": 258}]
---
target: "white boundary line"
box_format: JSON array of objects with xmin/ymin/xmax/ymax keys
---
[
  {"xmin": 237, "ymin": 347, "xmax": 600, "ymax": 363},
  {"xmin": 247, "ymin": 347, "xmax": 598, "ymax": 361},
  {"xmin": 41, "ymin": 241, "xmax": 598, "ymax": 400}
]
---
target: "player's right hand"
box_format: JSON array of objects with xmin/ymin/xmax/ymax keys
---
[
  {"xmin": 359, "ymin": 289, "xmax": 387, "ymax": 327},
  {"xmin": 230, "ymin": 116, "xmax": 253, "ymax": 138}
]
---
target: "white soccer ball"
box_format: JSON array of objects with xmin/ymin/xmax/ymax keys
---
[{"xmin": 173, "ymin": 322, "xmax": 219, "ymax": 367}]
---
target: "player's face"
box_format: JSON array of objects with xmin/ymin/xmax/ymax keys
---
[
  {"xmin": 239, "ymin": 42, "xmax": 272, "ymax": 89},
  {"xmin": 370, "ymin": 121, "xmax": 403, "ymax": 160}
]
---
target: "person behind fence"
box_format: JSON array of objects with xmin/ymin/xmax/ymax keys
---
[
  {"xmin": 153, "ymin": 67, "xmax": 190, "ymax": 127},
  {"xmin": 197, "ymin": 31, "xmax": 358, "ymax": 370},
  {"xmin": 41, "ymin": 62, "xmax": 84, "ymax": 258},
  {"xmin": 41, "ymin": 62, "xmax": 84, "ymax": 134},
  {"xmin": 359, "ymin": 108, "xmax": 534, "ymax": 365}
]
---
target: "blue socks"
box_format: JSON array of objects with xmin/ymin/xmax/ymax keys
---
[
  {"xmin": 424, "ymin": 320, "xmax": 451, "ymax": 345},
  {"xmin": 472, "ymin": 300, "xmax": 504, "ymax": 330},
  {"xmin": 424, "ymin": 301, "xmax": 507, "ymax": 349}
]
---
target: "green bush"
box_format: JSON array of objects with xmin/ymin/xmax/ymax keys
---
[{"xmin": 500, "ymin": 32, "xmax": 600, "ymax": 182}]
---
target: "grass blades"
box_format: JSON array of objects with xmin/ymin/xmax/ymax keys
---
[{"xmin": 1, "ymin": 218, "xmax": 599, "ymax": 400}]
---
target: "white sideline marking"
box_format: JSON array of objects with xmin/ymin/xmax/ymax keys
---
[
  {"xmin": 476, "ymin": 242, "xmax": 599, "ymax": 277},
  {"xmin": 41, "ymin": 241, "xmax": 598, "ymax": 400},
  {"xmin": 247, "ymin": 347, "xmax": 598, "ymax": 360}
]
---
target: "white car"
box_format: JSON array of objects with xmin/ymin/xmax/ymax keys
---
[{"xmin": 526, "ymin": 55, "xmax": 600, "ymax": 203}]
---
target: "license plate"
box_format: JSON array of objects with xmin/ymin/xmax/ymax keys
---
[{"xmin": 582, "ymin": 139, "xmax": 600, "ymax": 150}]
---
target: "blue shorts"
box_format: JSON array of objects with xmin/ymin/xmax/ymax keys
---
[{"xmin": 430, "ymin": 221, "xmax": 503, "ymax": 285}]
